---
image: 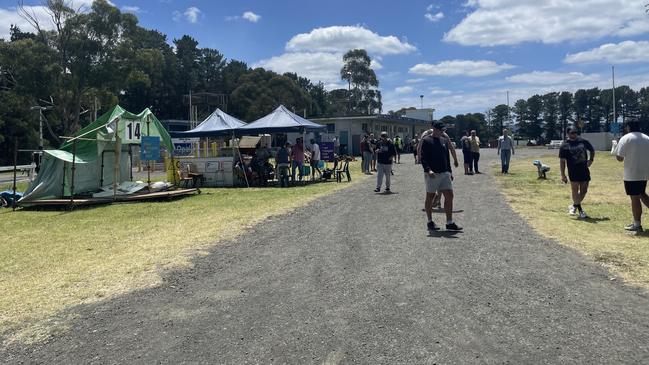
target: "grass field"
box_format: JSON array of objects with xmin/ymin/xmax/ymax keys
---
[
  {"xmin": 494, "ymin": 153, "xmax": 649, "ymax": 289},
  {"xmin": 0, "ymin": 161, "xmax": 365, "ymax": 344}
]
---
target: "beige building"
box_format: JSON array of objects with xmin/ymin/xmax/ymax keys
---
[{"xmin": 309, "ymin": 114, "xmax": 432, "ymax": 155}]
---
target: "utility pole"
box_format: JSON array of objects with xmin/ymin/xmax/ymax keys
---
[
  {"xmin": 612, "ymin": 65, "xmax": 617, "ymax": 137},
  {"xmin": 30, "ymin": 105, "xmax": 52, "ymax": 150},
  {"xmin": 346, "ymin": 72, "xmax": 352, "ymax": 115},
  {"xmin": 420, "ymin": 94, "xmax": 424, "ymax": 109}
]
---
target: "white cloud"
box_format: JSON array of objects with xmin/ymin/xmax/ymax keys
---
[
  {"xmin": 444, "ymin": 0, "xmax": 649, "ymax": 46},
  {"xmin": 407, "ymin": 78, "xmax": 426, "ymax": 84},
  {"xmin": 425, "ymin": 12, "xmax": 444, "ymax": 22},
  {"xmin": 242, "ymin": 11, "xmax": 261, "ymax": 23},
  {"xmin": 0, "ymin": 1, "xmax": 114, "ymax": 40},
  {"xmin": 565, "ymin": 40, "xmax": 649, "ymax": 64},
  {"xmin": 370, "ymin": 59, "xmax": 383, "ymax": 70},
  {"xmin": 286, "ymin": 26, "xmax": 416, "ymax": 55},
  {"xmin": 395, "ymin": 86, "xmax": 414, "ymax": 94},
  {"xmin": 429, "ymin": 87, "xmax": 452, "ymax": 95},
  {"xmin": 506, "ymin": 71, "xmax": 601, "ymax": 86},
  {"xmin": 172, "ymin": 10, "xmax": 182, "ymax": 22},
  {"xmin": 184, "ymin": 6, "xmax": 201, "ymax": 24},
  {"xmin": 426, "ymin": 4, "xmax": 435, "ymax": 12},
  {"xmin": 121, "ymin": 6, "xmax": 141, "ymax": 13},
  {"xmin": 254, "ymin": 52, "xmax": 344, "ymax": 88},
  {"xmin": 410, "ymin": 60, "xmax": 514, "ymax": 77}
]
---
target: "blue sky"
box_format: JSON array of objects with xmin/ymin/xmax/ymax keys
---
[{"xmin": 2, "ymin": 0, "xmax": 649, "ymax": 117}]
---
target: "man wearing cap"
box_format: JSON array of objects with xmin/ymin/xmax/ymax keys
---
[
  {"xmin": 420, "ymin": 122, "xmax": 463, "ymax": 231},
  {"xmin": 616, "ymin": 120, "xmax": 649, "ymax": 232},
  {"xmin": 559, "ymin": 127, "xmax": 595, "ymax": 219},
  {"xmin": 374, "ymin": 131, "xmax": 397, "ymax": 193}
]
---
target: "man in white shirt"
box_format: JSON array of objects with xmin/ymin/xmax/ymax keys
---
[
  {"xmin": 616, "ymin": 121, "xmax": 649, "ymax": 232},
  {"xmin": 309, "ymin": 139, "xmax": 322, "ymax": 180},
  {"xmin": 497, "ymin": 128, "xmax": 515, "ymax": 174}
]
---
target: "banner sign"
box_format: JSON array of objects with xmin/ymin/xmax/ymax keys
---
[
  {"xmin": 610, "ymin": 123, "xmax": 620, "ymax": 134},
  {"xmin": 140, "ymin": 136, "xmax": 160, "ymax": 161},
  {"xmin": 320, "ymin": 142, "xmax": 335, "ymax": 162},
  {"xmin": 172, "ymin": 138, "xmax": 198, "ymax": 157}
]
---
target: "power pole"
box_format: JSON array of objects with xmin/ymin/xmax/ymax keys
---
[{"xmin": 612, "ymin": 65, "xmax": 617, "ymax": 137}]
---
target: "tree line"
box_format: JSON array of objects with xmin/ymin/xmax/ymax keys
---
[
  {"xmin": 0, "ymin": 0, "xmax": 381, "ymax": 164},
  {"xmin": 435, "ymin": 87, "xmax": 649, "ymax": 144}
]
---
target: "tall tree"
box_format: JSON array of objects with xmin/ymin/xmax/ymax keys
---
[
  {"xmin": 558, "ymin": 91, "xmax": 573, "ymax": 139},
  {"xmin": 340, "ymin": 49, "xmax": 381, "ymax": 115},
  {"xmin": 542, "ymin": 92, "xmax": 559, "ymax": 140}
]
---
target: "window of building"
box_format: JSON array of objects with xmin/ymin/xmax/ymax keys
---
[
  {"xmin": 381, "ymin": 125, "xmax": 388, "ymax": 132},
  {"xmin": 326, "ymin": 123, "xmax": 335, "ymax": 133},
  {"xmin": 361, "ymin": 123, "xmax": 368, "ymax": 132}
]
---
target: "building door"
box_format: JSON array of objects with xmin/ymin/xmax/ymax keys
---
[
  {"xmin": 339, "ymin": 131, "xmax": 349, "ymax": 155},
  {"xmin": 351, "ymin": 134, "xmax": 360, "ymax": 156}
]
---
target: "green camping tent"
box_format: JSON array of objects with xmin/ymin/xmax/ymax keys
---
[{"xmin": 20, "ymin": 106, "xmax": 173, "ymax": 203}]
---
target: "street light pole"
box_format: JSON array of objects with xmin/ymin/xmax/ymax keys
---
[
  {"xmin": 420, "ymin": 94, "xmax": 424, "ymax": 109},
  {"xmin": 346, "ymin": 71, "xmax": 352, "ymax": 115},
  {"xmin": 30, "ymin": 105, "xmax": 52, "ymax": 150}
]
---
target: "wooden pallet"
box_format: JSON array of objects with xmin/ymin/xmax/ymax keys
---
[{"xmin": 18, "ymin": 188, "xmax": 199, "ymax": 208}]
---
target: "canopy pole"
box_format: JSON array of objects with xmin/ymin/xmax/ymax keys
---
[
  {"xmin": 146, "ymin": 114, "xmax": 151, "ymax": 191},
  {"xmin": 70, "ymin": 139, "xmax": 77, "ymax": 207},
  {"xmin": 234, "ymin": 132, "xmax": 249, "ymax": 188},
  {"xmin": 12, "ymin": 138, "xmax": 18, "ymax": 211},
  {"xmin": 303, "ymin": 128, "xmax": 307, "ymax": 182},
  {"xmin": 113, "ymin": 118, "xmax": 121, "ymax": 200}
]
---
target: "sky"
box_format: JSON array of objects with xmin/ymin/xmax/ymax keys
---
[{"xmin": 2, "ymin": 0, "xmax": 649, "ymax": 117}]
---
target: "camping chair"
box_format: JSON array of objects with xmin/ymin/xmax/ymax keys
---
[
  {"xmin": 187, "ymin": 163, "xmax": 205, "ymax": 187},
  {"xmin": 336, "ymin": 159, "xmax": 351, "ymax": 183},
  {"xmin": 177, "ymin": 168, "xmax": 193, "ymax": 188}
]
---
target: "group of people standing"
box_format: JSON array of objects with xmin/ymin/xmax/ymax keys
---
[
  {"xmin": 560, "ymin": 121, "xmax": 649, "ymax": 232},
  {"xmin": 253, "ymin": 137, "xmax": 322, "ymax": 188}
]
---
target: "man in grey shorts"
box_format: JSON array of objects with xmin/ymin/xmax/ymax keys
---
[{"xmin": 420, "ymin": 122, "xmax": 462, "ymax": 232}]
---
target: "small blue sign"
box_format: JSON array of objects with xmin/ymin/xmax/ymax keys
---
[
  {"xmin": 610, "ymin": 123, "xmax": 620, "ymax": 134},
  {"xmin": 320, "ymin": 142, "xmax": 335, "ymax": 161},
  {"xmin": 140, "ymin": 136, "xmax": 160, "ymax": 161}
]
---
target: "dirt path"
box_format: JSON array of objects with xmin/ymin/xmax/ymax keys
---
[{"xmin": 3, "ymin": 150, "xmax": 649, "ymax": 364}]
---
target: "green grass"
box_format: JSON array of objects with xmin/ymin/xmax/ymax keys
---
[
  {"xmin": 0, "ymin": 160, "xmax": 366, "ymax": 344},
  {"xmin": 494, "ymin": 153, "xmax": 649, "ymax": 289}
]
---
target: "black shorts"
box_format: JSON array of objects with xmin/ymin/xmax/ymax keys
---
[
  {"xmin": 568, "ymin": 165, "xmax": 590, "ymax": 182},
  {"xmin": 310, "ymin": 160, "xmax": 320, "ymax": 168},
  {"xmin": 462, "ymin": 151, "xmax": 472, "ymax": 164},
  {"xmin": 624, "ymin": 180, "xmax": 647, "ymax": 196},
  {"xmin": 396, "ymin": 146, "xmax": 402, "ymax": 154}
]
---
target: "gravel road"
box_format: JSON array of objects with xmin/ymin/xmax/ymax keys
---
[{"xmin": 3, "ymin": 149, "xmax": 649, "ymax": 364}]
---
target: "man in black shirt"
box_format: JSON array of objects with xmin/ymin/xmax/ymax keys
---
[
  {"xmin": 420, "ymin": 122, "xmax": 463, "ymax": 232},
  {"xmin": 374, "ymin": 131, "xmax": 397, "ymax": 193},
  {"xmin": 559, "ymin": 127, "xmax": 595, "ymax": 219}
]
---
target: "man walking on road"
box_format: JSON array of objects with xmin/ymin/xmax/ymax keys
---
[
  {"xmin": 616, "ymin": 120, "xmax": 649, "ymax": 232},
  {"xmin": 394, "ymin": 135, "xmax": 403, "ymax": 164},
  {"xmin": 497, "ymin": 128, "xmax": 515, "ymax": 174},
  {"xmin": 469, "ymin": 130, "xmax": 481, "ymax": 174},
  {"xmin": 559, "ymin": 127, "xmax": 595, "ymax": 219},
  {"xmin": 460, "ymin": 130, "xmax": 474, "ymax": 175},
  {"xmin": 362, "ymin": 135, "xmax": 373, "ymax": 175},
  {"xmin": 420, "ymin": 122, "xmax": 462, "ymax": 232},
  {"xmin": 374, "ymin": 131, "xmax": 396, "ymax": 193}
]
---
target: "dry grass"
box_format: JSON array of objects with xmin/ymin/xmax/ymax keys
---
[
  {"xmin": 494, "ymin": 153, "xmax": 649, "ymax": 289},
  {"xmin": 0, "ymin": 161, "xmax": 366, "ymax": 344}
]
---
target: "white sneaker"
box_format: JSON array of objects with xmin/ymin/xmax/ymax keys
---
[
  {"xmin": 578, "ymin": 211, "xmax": 588, "ymax": 219},
  {"xmin": 568, "ymin": 205, "xmax": 576, "ymax": 215}
]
